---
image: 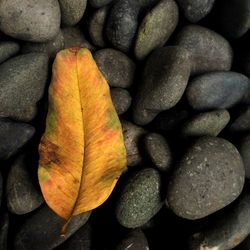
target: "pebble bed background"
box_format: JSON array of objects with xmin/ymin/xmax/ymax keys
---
[{"xmin": 0, "ymin": 0, "xmax": 250, "ymax": 249}]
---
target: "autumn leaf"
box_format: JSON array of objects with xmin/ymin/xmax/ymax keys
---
[{"xmin": 38, "ymin": 48, "xmax": 127, "ymax": 234}]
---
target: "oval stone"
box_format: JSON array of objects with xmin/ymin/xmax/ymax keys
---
[{"xmin": 0, "ymin": 41, "xmax": 20, "ymax": 64}]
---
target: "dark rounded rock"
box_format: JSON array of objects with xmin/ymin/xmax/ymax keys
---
[
  {"xmin": 186, "ymin": 72, "xmax": 250, "ymax": 110},
  {"xmin": 134, "ymin": 0, "xmax": 179, "ymax": 60},
  {"xmin": 0, "ymin": 41, "xmax": 20, "ymax": 64},
  {"xmin": 116, "ymin": 168, "xmax": 163, "ymax": 228},
  {"xmin": 230, "ymin": 106, "xmax": 250, "ymax": 132},
  {"xmin": 239, "ymin": 134, "xmax": 250, "ymax": 179},
  {"xmin": 6, "ymin": 154, "xmax": 44, "ymax": 215},
  {"xmin": 144, "ymin": 133, "xmax": 172, "ymax": 172},
  {"xmin": 122, "ymin": 120, "xmax": 146, "ymax": 167},
  {"xmin": 0, "ymin": 119, "xmax": 35, "ymax": 160},
  {"xmin": 174, "ymin": 25, "xmax": 233, "ymax": 75},
  {"xmin": 94, "ymin": 48, "xmax": 135, "ymax": 88},
  {"xmin": 88, "ymin": 6, "xmax": 109, "ymax": 47},
  {"xmin": 115, "ymin": 229, "xmax": 149, "ymax": 250},
  {"xmin": 0, "ymin": 53, "xmax": 49, "ymax": 122},
  {"xmin": 176, "ymin": 0, "xmax": 215, "ymax": 23},
  {"xmin": 89, "ymin": 0, "xmax": 113, "ymax": 8},
  {"xmin": 0, "ymin": 0, "xmax": 61, "ymax": 42},
  {"xmin": 167, "ymin": 136, "xmax": 245, "ymax": 219},
  {"xmin": 0, "ymin": 213, "xmax": 8, "ymax": 250},
  {"xmin": 58, "ymin": 0, "xmax": 87, "ymax": 26},
  {"xmin": 14, "ymin": 205, "xmax": 91, "ymax": 250},
  {"xmin": 133, "ymin": 46, "xmax": 191, "ymax": 125},
  {"xmin": 181, "ymin": 109, "xmax": 230, "ymax": 137},
  {"xmin": 111, "ymin": 88, "xmax": 132, "ymax": 115}
]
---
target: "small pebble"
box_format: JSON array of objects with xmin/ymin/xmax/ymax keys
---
[
  {"xmin": 89, "ymin": 0, "xmax": 113, "ymax": 8},
  {"xmin": 144, "ymin": 133, "xmax": 172, "ymax": 172},
  {"xmin": 186, "ymin": 71, "xmax": 250, "ymax": 110},
  {"xmin": 116, "ymin": 168, "xmax": 163, "ymax": 228},
  {"xmin": 230, "ymin": 106, "xmax": 250, "ymax": 132},
  {"xmin": 181, "ymin": 109, "xmax": 230, "ymax": 137},
  {"xmin": 0, "ymin": 213, "xmax": 8, "ymax": 250},
  {"xmin": 111, "ymin": 88, "xmax": 132, "ymax": 115},
  {"xmin": 0, "ymin": 42, "xmax": 20, "ymax": 64},
  {"xmin": 94, "ymin": 48, "xmax": 135, "ymax": 88},
  {"xmin": 0, "ymin": 119, "xmax": 35, "ymax": 160},
  {"xmin": 0, "ymin": 0, "xmax": 61, "ymax": 42},
  {"xmin": 167, "ymin": 136, "xmax": 245, "ymax": 219},
  {"xmin": 239, "ymin": 134, "xmax": 250, "ymax": 179},
  {"xmin": 174, "ymin": 25, "xmax": 233, "ymax": 75}
]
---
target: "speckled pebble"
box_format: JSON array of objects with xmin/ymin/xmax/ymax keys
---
[
  {"xmin": 239, "ymin": 134, "xmax": 250, "ymax": 179},
  {"xmin": 111, "ymin": 88, "xmax": 132, "ymax": 115},
  {"xmin": 0, "ymin": 41, "xmax": 20, "ymax": 64}
]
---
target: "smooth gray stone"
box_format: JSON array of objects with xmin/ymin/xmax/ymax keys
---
[
  {"xmin": 181, "ymin": 110, "xmax": 230, "ymax": 137},
  {"xmin": 167, "ymin": 136, "xmax": 245, "ymax": 219},
  {"xmin": 89, "ymin": 0, "xmax": 113, "ymax": 8},
  {"xmin": 94, "ymin": 48, "xmax": 135, "ymax": 88},
  {"xmin": 0, "ymin": 41, "xmax": 20, "ymax": 64},
  {"xmin": 14, "ymin": 205, "xmax": 91, "ymax": 250},
  {"xmin": 239, "ymin": 134, "xmax": 250, "ymax": 179},
  {"xmin": 176, "ymin": 0, "xmax": 215, "ymax": 23},
  {"xmin": 174, "ymin": 25, "xmax": 233, "ymax": 75},
  {"xmin": 134, "ymin": 0, "xmax": 179, "ymax": 60},
  {"xmin": 0, "ymin": 119, "xmax": 35, "ymax": 160},
  {"xmin": 133, "ymin": 46, "xmax": 191, "ymax": 125},
  {"xmin": 111, "ymin": 88, "xmax": 132, "ymax": 115},
  {"xmin": 116, "ymin": 168, "xmax": 163, "ymax": 228},
  {"xmin": 7, "ymin": 154, "xmax": 44, "ymax": 215},
  {"xmin": 0, "ymin": 0, "xmax": 61, "ymax": 42},
  {"xmin": 58, "ymin": 0, "xmax": 87, "ymax": 26},
  {"xmin": 186, "ymin": 72, "xmax": 250, "ymax": 110},
  {"xmin": 0, "ymin": 53, "xmax": 49, "ymax": 122},
  {"xmin": 0, "ymin": 213, "xmax": 9, "ymax": 250},
  {"xmin": 230, "ymin": 106, "xmax": 250, "ymax": 132}
]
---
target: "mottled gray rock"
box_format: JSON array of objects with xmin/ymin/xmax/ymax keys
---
[
  {"xmin": 133, "ymin": 46, "xmax": 191, "ymax": 125},
  {"xmin": 115, "ymin": 229, "xmax": 149, "ymax": 250},
  {"xmin": 176, "ymin": 0, "xmax": 215, "ymax": 23},
  {"xmin": 144, "ymin": 133, "xmax": 172, "ymax": 172},
  {"xmin": 134, "ymin": 0, "xmax": 179, "ymax": 60},
  {"xmin": 181, "ymin": 110, "xmax": 230, "ymax": 137},
  {"xmin": 116, "ymin": 168, "xmax": 163, "ymax": 228},
  {"xmin": 0, "ymin": 213, "xmax": 8, "ymax": 250},
  {"xmin": 0, "ymin": 41, "xmax": 20, "ymax": 64},
  {"xmin": 186, "ymin": 72, "xmax": 250, "ymax": 110},
  {"xmin": 218, "ymin": 0, "xmax": 250, "ymax": 39},
  {"xmin": 0, "ymin": 53, "xmax": 49, "ymax": 122},
  {"xmin": 189, "ymin": 191, "xmax": 250, "ymax": 250},
  {"xmin": 0, "ymin": 119, "xmax": 35, "ymax": 160},
  {"xmin": 89, "ymin": 0, "xmax": 113, "ymax": 8},
  {"xmin": 88, "ymin": 6, "xmax": 109, "ymax": 47},
  {"xmin": 22, "ymin": 30, "xmax": 64, "ymax": 59},
  {"xmin": 174, "ymin": 25, "xmax": 233, "ymax": 75},
  {"xmin": 239, "ymin": 134, "xmax": 250, "ymax": 179},
  {"xmin": 58, "ymin": 0, "xmax": 87, "ymax": 26},
  {"xmin": 122, "ymin": 120, "xmax": 146, "ymax": 167},
  {"xmin": 167, "ymin": 136, "xmax": 245, "ymax": 219},
  {"xmin": 94, "ymin": 48, "xmax": 135, "ymax": 88},
  {"xmin": 230, "ymin": 106, "xmax": 250, "ymax": 132},
  {"xmin": 14, "ymin": 205, "xmax": 91, "ymax": 250},
  {"xmin": 0, "ymin": 0, "xmax": 61, "ymax": 42},
  {"xmin": 7, "ymin": 154, "xmax": 44, "ymax": 215},
  {"xmin": 111, "ymin": 88, "xmax": 132, "ymax": 115}
]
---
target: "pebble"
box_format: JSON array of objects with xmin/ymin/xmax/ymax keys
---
[
  {"xmin": 58, "ymin": 0, "xmax": 87, "ymax": 26},
  {"xmin": 122, "ymin": 120, "xmax": 146, "ymax": 167},
  {"xmin": 116, "ymin": 168, "xmax": 163, "ymax": 228},
  {"xmin": 167, "ymin": 136, "xmax": 245, "ymax": 219},
  {"xmin": 189, "ymin": 190, "xmax": 250, "ymax": 249},
  {"xmin": 94, "ymin": 48, "xmax": 135, "ymax": 88},
  {"xmin": 88, "ymin": 6, "xmax": 109, "ymax": 47},
  {"xmin": 0, "ymin": 119, "xmax": 35, "ymax": 160},
  {"xmin": 22, "ymin": 30, "xmax": 64, "ymax": 59},
  {"xmin": 89, "ymin": 0, "xmax": 113, "ymax": 8},
  {"xmin": 174, "ymin": 25, "xmax": 233, "ymax": 75},
  {"xmin": 176, "ymin": 0, "xmax": 215, "ymax": 23},
  {"xmin": 181, "ymin": 109, "xmax": 230, "ymax": 137},
  {"xmin": 218, "ymin": 0, "xmax": 250, "ymax": 39},
  {"xmin": 239, "ymin": 134, "xmax": 250, "ymax": 179},
  {"xmin": 144, "ymin": 133, "xmax": 172, "ymax": 172},
  {"xmin": 0, "ymin": 53, "xmax": 49, "ymax": 122},
  {"xmin": 230, "ymin": 106, "xmax": 250, "ymax": 132},
  {"xmin": 0, "ymin": 42, "xmax": 20, "ymax": 64},
  {"xmin": 134, "ymin": 0, "xmax": 179, "ymax": 60},
  {"xmin": 0, "ymin": 0, "xmax": 61, "ymax": 42},
  {"xmin": 0, "ymin": 213, "xmax": 8, "ymax": 250},
  {"xmin": 115, "ymin": 229, "xmax": 149, "ymax": 250},
  {"xmin": 14, "ymin": 205, "xmax": 91, "ymax": 250},
  {"xmin": 133, "ymin": 46, "xmax": 191, "ymax": 125},
  {"xmin": 6, "ymin": 154, "xmax": 44, "ymax": 215},
  {"xmin": 111, "ymin": 88, "xmax": 132, "ymax": 115},
  {"xmin": 186, "ymin": 72, "xmax": 250, "ymax": 110}
]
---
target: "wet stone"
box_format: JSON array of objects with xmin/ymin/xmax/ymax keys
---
[{"xmin": 111, "ymin": 88, "xmax": 132, "ymax": 115}]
